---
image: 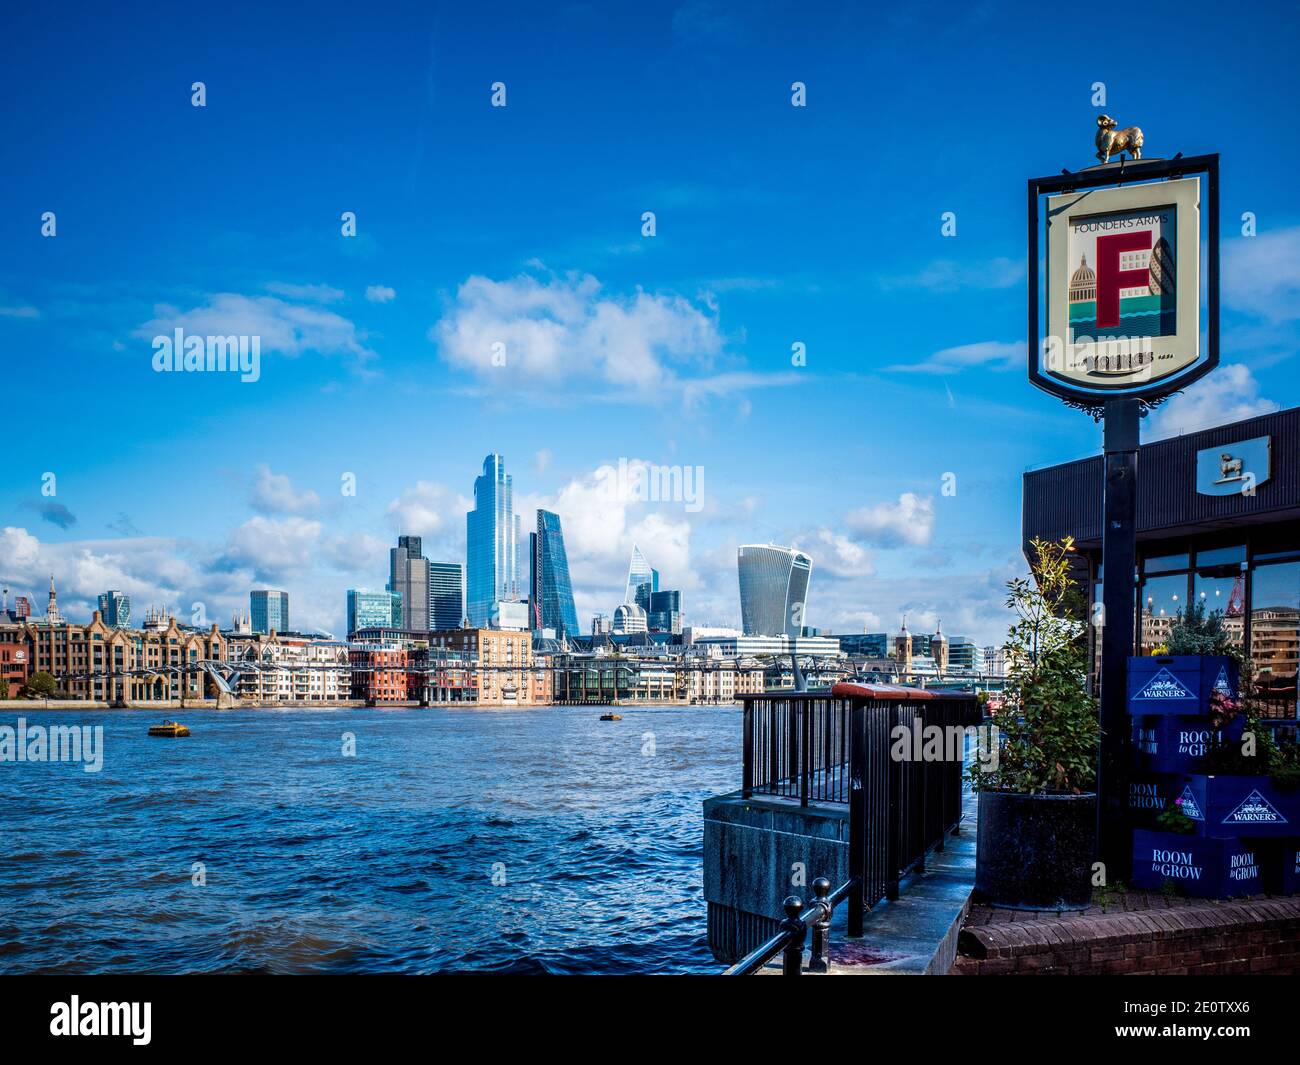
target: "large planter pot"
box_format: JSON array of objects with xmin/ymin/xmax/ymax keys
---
[
  {"xmin": 975, "ymin": 790, "xmax": 1097, "ymax": 910},
  {"xmin": 1127, "ymin": 655, "xmax": 1238, "ymax": 716},
  {"xmin": 1131, "ymin": 829, "xmax": 1261, "ymax": 898}
]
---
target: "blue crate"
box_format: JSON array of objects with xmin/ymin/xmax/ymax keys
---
[
  {"xmin": 1259, "ymin": 841, "xmax": 1300, "ymax": 896},
  {"xmin": 1283, "ymin": 843, "xmax": 1300, "ymax": 895},
  {"xmin": 1127, "ymin": 655, "xmax": 1239, "ymax": 716},
  {"xmin": 1131, "ymin": 829, "xmax": 1262, "ymax": 898},
  {"xmin": 1131, "ymin": 714, "xmax": 1246, "ymax": 774},
  {"xmin": 1176, "ymin": 774, "xmax": 1300, "ymax": 839},
  {"xmin": 1126, "ymin": 772, "xmax": 1182, "ymax": 829}
]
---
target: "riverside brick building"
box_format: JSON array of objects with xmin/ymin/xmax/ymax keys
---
[{"xmin": 0, "ymin": 610, "xmax": 227, "ymax": 701}]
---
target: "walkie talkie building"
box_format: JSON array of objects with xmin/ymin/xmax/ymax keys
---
[{"xmin": 737, "ymin": 544, "xmax": 812, "ymax": 637}]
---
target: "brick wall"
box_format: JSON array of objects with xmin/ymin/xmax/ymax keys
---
[{"xmin": 952, "ymin": 897, "xmax": 1300, "ymax": 975}]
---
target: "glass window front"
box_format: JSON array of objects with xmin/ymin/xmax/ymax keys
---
[
  {"xmin": 1192, "ymin": 571, "xmax": 1245, "ymax": 652},
  {"xmin": 1197, "ymin": 544, "xmax": 1246, "ymax": 567},
  {"xmin": 1251, "ymin": 561, "xmax": 1299, "ymax": 719},
  {"xmin": 1143, "ymin": 552, "xmax": 1189, "ymax": 575},
  {"xmin": 1139, "ymin": 573, "xmax": 1186, "ymax": 654}
]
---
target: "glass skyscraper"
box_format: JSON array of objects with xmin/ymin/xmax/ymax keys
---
[
  {"xmin": 466, "ymin": 453, "xmax": 521, "ymax": 628},
  {"xmin": 625, "ymin": 544, "xmax": 659, "ymax": 608},
  {"xmin": 428, "ymin": 562, "xmax": 464, "ymax": 632},
  {"xmin": 250, "ymin": 589, "xmax": 290, "ymax": 634},
  {"xmin": 737, "ymin": 545, "xmax": 812, "ymax": 637},
  {"xmin": 97, "ymin": 589, "xmax": 131, "ymax": 628},
  {"xmin": 648, "ymin": 589, "xmax": 681, "ymax": 634},
  {"xmin": 347, "ymin": 588, "xmax": 402, "ymax": 634},
  {"xmin": 530, "ymin": 509, "xmax": 580, "ymax": 639}
]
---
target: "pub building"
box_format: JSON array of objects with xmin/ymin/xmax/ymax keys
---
[{"xmin": 1023, "ymin": 404, "xmax": 1300, "ymax": 722}]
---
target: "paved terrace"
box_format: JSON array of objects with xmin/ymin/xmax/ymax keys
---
[
  {"xmin": 754, "ymin": 783, "xmax": 979, "ymax": 975},
  {"xmin": 820, "ymin": 785, "xmax": 979, "ymax": 974}
]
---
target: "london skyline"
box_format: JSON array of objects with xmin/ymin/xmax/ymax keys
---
[{"xmin": 3, "ymin": 2, "xmax": 1299, "ymax": 647}]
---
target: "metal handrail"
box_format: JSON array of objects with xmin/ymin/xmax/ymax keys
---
[{"xmin": 722, "ymin": 876, "xmax": 857, "ymax": 976}]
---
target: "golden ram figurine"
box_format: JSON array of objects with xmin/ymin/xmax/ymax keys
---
[{"xmin": 1095, "ymin": 115, "xmax": 1144, "ymax": 163}]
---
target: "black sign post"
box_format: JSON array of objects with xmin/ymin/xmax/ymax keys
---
[
  {"xmin": 1099, "ymin": 396, "xmax": 1140, "ymax": 878},
  {"xmin": 1027, "ymin": 153, "xmax": 1220, "ymax": 880}
]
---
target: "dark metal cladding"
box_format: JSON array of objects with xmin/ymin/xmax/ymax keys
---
[{"xmin": 1023, "ymin": 406, "xmax": 1300, "ymax": 556}]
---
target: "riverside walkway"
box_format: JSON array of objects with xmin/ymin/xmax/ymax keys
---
[{"xmin": 707, "ymin": 684, "xmax": 983, "ymax": 975}]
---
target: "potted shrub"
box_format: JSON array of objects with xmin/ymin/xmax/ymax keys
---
[{"xmin": 972, "ymin": 537, "xmax": 1099, "ymax": 910}]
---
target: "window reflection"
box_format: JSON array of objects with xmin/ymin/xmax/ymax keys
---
[
  {"xmin": 1251, "ymin": 561, "xmax": 1299, "ymax": 719},
  {"xmin": 1140, "ymin": 573, "xmax": 1186, "ymax": 654},
  {"xmin": 1144, "ymin": 552, "xmax": 1189, "ymax": 574},
  {"xmin": 1192, "ymin": 571, "xmax": 1245, "ymax": 651}
]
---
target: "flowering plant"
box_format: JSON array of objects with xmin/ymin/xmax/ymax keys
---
[{"xmin": 1155, "ymin": 796, "xmax": 1196, "ymax": 835}]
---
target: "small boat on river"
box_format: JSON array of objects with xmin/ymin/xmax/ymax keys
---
[
  {"xmin": 148, "ymin": 720, "xmax": 190, "ymax": 737},
  {"xmin": 599, "ymin": 713, "xmax": 622, "ymax": 721}
]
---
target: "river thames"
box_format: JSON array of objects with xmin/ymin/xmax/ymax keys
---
[{"xmin": 0, "ymin": 705, "xmax": 738, "ymax": 974}]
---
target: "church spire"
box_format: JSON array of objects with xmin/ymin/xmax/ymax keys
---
[{"xmin": 47, "ymin": 574, "xmax": 63, "ymax": 624}]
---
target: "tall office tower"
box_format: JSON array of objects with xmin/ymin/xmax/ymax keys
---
[
  {"xmin": 347, "ymin": 588, "xmax": 403, "ymax": 634},
  {"xmin": 737, "ymin": 545, "xmax": 813, "ymax": 637},
  {"xmin": 428, "ymin": 562, "xmax": 464, "ymax": 632},
  {"xmin": 648, "ymin": 589, "xmax": 682, "ymax": 634},
  {"xmin": 389, "ymin": 538, "xmax": 430, "ymax": 631},
  {"xmin": 250, "ymin": 589, "xmax": 290, "ymax": 634},
  {"xmin": 592, "ymin": 613, "xmax": 611, "ymax": 635},
  {"xmin": 529, "ymin": 510, "xmax": 580, "ymax": 639},
  {"xmin": 97, "ymin": 589, "xmax": 131, "ymax": 628},
  {"xmin": 624, "ymin": 544, "xmax": 659, "ymax": 608},
  {"xmin": 466, "ymin": 453, "xmax": 521, "ymax": 628}
]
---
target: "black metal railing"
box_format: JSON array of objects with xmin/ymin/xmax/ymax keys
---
[
  {"xmin": 722, "ymin": 876, "xmax": 857, "ymax": 976},
  {"xmin": 736, "ymin": 687, "xmax": 982, "ymax": 959}
]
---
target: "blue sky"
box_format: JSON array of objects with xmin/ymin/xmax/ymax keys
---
[{"xmin": 2, "ymin": 0, "xmax": 1298, "ymax": 643}]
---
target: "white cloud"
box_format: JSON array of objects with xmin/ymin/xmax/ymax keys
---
[
  {"xmin": 1145, "ymin": 363, "xmax": 1279, "ymax": 440},
  {"xmin": 386, "ymin": 481, "xmax": 457, "ymax": 538},
  {"xmin": 365, "ymin": 285, "xmax": 396, "ymax": 303},
  {"xmin": 887, "ymin": 340, "xmax": 1021, "ymax": 375},
  {"xmin": 534, "ymin": 448, "xmax": 553, "ymax": 473},
  {"xmin": 249, "ymin": 465, "xmax": 321, "ymax": 516},
  {"xmin": 432, "ymin": 270, "xmax": 724, "ymax": 391},
  {"xmin": 319, "ymin": 531, "xmax": 388, "ymax": 572},
  {"xmin": 516, "ymin": 459, "xmax": 698, "ymax": 621},
  {"xmin": 0, "ymin": 305, "xmax": 39, "ymax": 319},
  {"xmin": 137, "ymin": 293, "xmax": 376, "ymax": 363},
  {"xmin": 2, "ymin": 521, "xmax": 383, "ymax": 640},
  {"xmin": 843, "ymin": 493, "xmax": 935, "ymax": 548},
  {"xmin": 1224, "ymin": 226, "xmax": 1300, "ymax": 322},
  {"xmin": 1, "ymin": 526, "xmax": 41, "ymax": 570},
  {"xmin": 796, "ymin": 528, "xmax": 876, "ymax": 579},
  {"xmin": 218, "ymin": 517, "xmax": 323, "ymax": 580}
]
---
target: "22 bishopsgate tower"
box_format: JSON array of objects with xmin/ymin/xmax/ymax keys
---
[{"xmin": 466, "ymin": 453, "xmax": 522, "ymax": 628}]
